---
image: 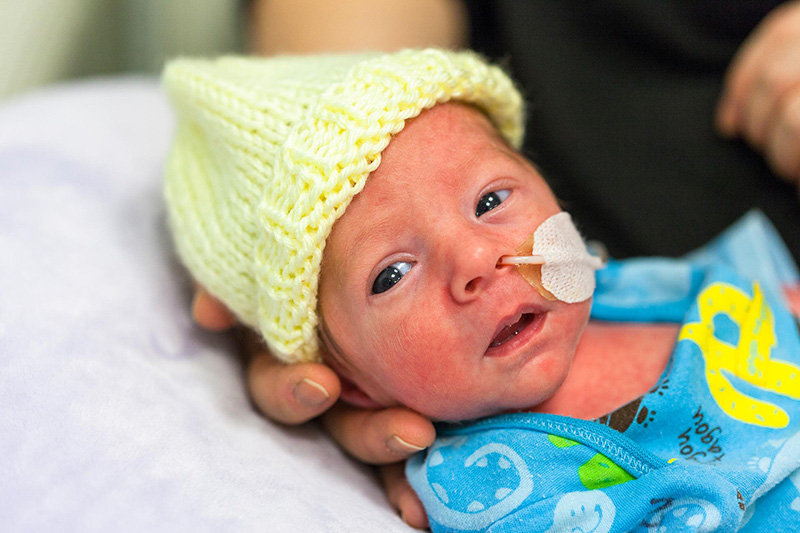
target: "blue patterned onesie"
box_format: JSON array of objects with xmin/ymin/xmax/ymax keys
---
[{"xmin": 407, "ymin": 211, "xmax": 800, "ymax": 532}]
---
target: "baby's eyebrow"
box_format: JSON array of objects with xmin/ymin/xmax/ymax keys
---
[{"xmin": 341, "ymin": 214, "xmax": 404, "ymax": 269}]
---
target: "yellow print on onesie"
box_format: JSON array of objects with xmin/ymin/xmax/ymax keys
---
[{"xmin": 679, "ymin": 282, "xmax": 800, "ymax": 428}]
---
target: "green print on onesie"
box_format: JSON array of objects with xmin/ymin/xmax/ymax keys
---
[{"xmin": 548, "ymin": 434, "xmax": 635, "ymax": 490}]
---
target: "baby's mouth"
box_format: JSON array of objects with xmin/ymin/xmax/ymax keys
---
[{"xmin": 489, "ymin": 313, "xmax": 536, "ymax": 348}]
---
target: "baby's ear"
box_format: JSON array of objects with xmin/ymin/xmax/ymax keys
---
[
  {"xmin": 316, "ymin": 319, "xmax": 385, "ymax": 409},
  {"xmin": 337, "ymin": 375, "xmax": 384, "ymax": 410},
  {"xmin": 317, "ymin": 341, "xmax": 384, "ymax": 409}
]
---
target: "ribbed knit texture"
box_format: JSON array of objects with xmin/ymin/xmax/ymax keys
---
[{"xmin": 163, "ymin": 49, "xmax": 524, "ymax": 363}]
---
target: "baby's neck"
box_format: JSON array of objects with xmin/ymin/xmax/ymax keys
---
[{"xmin": 529, "ymin": 320, "xmax": 679, "ymax": 420}]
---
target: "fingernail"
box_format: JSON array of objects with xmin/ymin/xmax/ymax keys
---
[
  {"xmin": 294, "ymin": 378, "xmax": 330, "ymax": 407},
  {"xmin": 387, "ymin": 435, "xmax": 426, "ymax": 456}
]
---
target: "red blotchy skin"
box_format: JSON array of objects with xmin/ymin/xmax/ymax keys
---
[{"xmin": 318, "ymin": 103, "xmax": 591, "ymax": 421}]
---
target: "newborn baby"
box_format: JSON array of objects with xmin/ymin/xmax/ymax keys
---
[{"xmin": 164, "ymin": 50, "xmax": 800, "ymax": 532}]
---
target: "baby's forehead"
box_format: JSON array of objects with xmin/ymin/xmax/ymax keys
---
[
  {"xmin": 377, "ymin": 103, "xmax": 519, "ymax": 178},
  {"xmin": 320, "ymin": 103, "xmax": 526, "ymax": 278},
  {"xmin": 403, "ymin": 102, "xmax": 509, "ymax": 145}
]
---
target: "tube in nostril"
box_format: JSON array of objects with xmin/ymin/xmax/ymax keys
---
[{"xmin": 498, "ymin": 255, "xmax": 545, "ymax": 266}]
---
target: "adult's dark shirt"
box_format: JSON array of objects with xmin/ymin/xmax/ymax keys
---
[{"xmin": 466, "ymin": 0, "xmax": 800, "ymax": 262}]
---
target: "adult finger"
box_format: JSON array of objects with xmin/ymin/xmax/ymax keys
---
[
  {"xmin": 247, "ymin": 351, "xmax": 341, "ymax": 424},
  {"xmin": 765, "ymin": 83, "xmax": 800, "ymax": 182},
  {"xmin": 320, "ymin": 403, "xmax": 436, "ymax": 465},
  {"xmin": 192, "ymin": 286, "xmax": 237, "ymax": 331},
  {"xmin": 379, "ymin": 462, "xmax": 429, "ymax": 529},
  {"xmin": 716, "ymin": 1, "xmax": 800, "ymax": 137},
  {"xmin": 716, "ymin": 15, "xmax": 775, "ymax": 136},
  {"xmin": 742, "ymin": 42, "xmax": 800, "ymax": 149}
]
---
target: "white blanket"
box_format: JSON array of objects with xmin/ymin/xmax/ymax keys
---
[{"xmin": 0, "ymin": 78, "xmax": 414, "ymax": 533}]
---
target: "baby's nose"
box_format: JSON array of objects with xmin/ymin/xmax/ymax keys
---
[{"xmin": 448, "ymin": 238, "xmax": 506, "ymax": 302}]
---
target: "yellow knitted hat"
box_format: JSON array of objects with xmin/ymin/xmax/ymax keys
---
[{"xmin": 163, "ymin": 49, "xmax": 524, "ymax": 364}]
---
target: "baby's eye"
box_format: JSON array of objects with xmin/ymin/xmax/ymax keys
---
[
  {"xmin": 475, "ymin": 189, "xmax": 511, "ymax": 217},
  {"xmin": 371, "ymin": 261, "xmax": 413, "ymax": 294}
]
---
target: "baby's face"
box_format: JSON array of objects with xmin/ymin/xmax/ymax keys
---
[{"xmin": 318, "ymin": 103, "xmax": 591, "ymax": 421}]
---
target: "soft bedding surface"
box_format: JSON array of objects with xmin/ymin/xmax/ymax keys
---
[{"xmin": 0, "ymin": 78, "xmax": 413, "ymax": 532}]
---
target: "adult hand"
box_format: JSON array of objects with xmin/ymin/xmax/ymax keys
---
[
  {"xmin": 192, "ymin": 285, "xmax": 434, "ymax": 528},
  {"xmin": 716, "ymin": 0, "xmax": 800, "ymax": 190}
]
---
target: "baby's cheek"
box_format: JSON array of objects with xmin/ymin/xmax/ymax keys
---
[{"xmin": 374, "ymin": 319, "xmax": 474, "ymax": 410}]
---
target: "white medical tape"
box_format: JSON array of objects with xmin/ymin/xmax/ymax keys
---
[{"xmin": 530, "ymin": 212, "xmax": 603, "ymax": 303}]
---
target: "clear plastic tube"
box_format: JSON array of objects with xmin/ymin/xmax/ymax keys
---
[{"xmin": 497, "ymin": 254, "xmax": 545, "ymax": 266}]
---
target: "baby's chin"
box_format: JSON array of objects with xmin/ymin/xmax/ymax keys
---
[
  {"xmin": 415, "ymin": 399, "xmax": 540, "ymax": 423},
  {"xmin": 403, "ymin": 374, "xmax": 566, "ymax": 421}
]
